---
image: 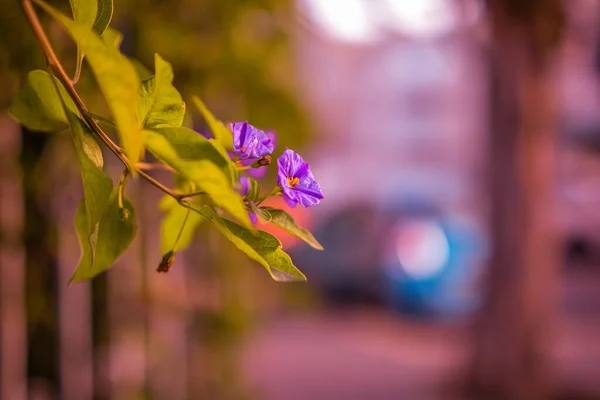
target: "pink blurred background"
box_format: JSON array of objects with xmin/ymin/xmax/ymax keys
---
[{"xmin": 2, "ymin": 0, "xmax": 600, "ymax": 399}]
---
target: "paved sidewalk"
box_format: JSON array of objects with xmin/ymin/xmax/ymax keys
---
[
  {"xmin": 241, "ymin": 310, "xmax": 468, "ymax": 400},
  {"xmin": 241, "ymin": 306, "xmax": 600, "ymax": 400}
]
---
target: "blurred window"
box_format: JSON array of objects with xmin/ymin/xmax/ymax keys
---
[{"xmin": 299, "ymin": 0, "xmax": 482, "ymax": 43}]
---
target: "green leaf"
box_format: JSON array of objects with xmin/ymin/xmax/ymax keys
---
[
  {"xmin": 69, "ymin": 0, "xmax": 97, "ymax": 83},
  {"xmin": 38, "ymin": 0, "xmax": 143, "ymax": 164},
  {"xmin": 70, "ymin": 0, "xmax": 97, "ymax": 28},
  {"xmin": 67, "ymin": 111, "xmax": 113, "ymax": 261},
  {"xmin": 261, "ymin": 207, "xmax": 323, "ymax": 250},
  {"xmin": 48, "ymin": 68, "xmax": 113, "ymax": 263},
  {"xmin": 137, "ymin": 54, "xmax": 185, "ymax": 129},
  {"xmin": 93, "ymin": 0, "xmax": 113, "ymax": 35},
  {"xmin": 159, "ymin": 196, "xmax": 203, "ymax": 254},
  {"xmin": 72, "ymin": 190, "xmax": 136, "ymax": 282},
  {"xmin": 248, "ymin": 201, "xmax": 271, "ymax": 223},
  {"xmin": 154, "ymin": 126, "xmax": 235, "ymax": 182},
  {"xmin": 189, "ymin": 205, "xmax": 306, "ymax": 282},
  {"xmin": 210, "ymin": 139, "xmax": 238, "ymax": 181},
  {"xmin": 191, "ymin": 96, "xmax": 233, "ymax": 149},
  {"xmin": 9, "ymin": 70, "xmax": 76, "ymax": 131},
  {"xmin": 145, "ymin": 130, "xmax": 252, "ymax": 228},
  {"xmin": 182, "ymin": 111, "xmax": 194, "ymax": 129},
  {"xmin": 69, "ymin": 112, "xmax": 113, "ymax": 220}
]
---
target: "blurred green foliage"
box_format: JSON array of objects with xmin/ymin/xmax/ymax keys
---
[
  {"xmin": 123, "ymin": 0, "xmax": 309, "ymax": 150},
  {"xmin": 1, "ymin": 0, "xmax": 310, "ymax": 149},
  {"xmin": 0, "ymin": 1, "xmax": 42, "ymax": 107}
]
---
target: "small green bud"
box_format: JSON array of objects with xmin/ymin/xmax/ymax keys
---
[{"xmin": 119, "ymin": 207, "xmax": 130, "ymax": 220}]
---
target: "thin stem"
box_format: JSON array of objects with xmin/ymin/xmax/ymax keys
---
[
  {"xmin": 136, "ymin": 162, "xmax": 174, "ymax": 172},
  {"xmin": 256, "ymin": 186, "xmax": 282, "ymax": 205},
  {"xmin": 24, "ymin": 0, "xmax": 120, "ymax": 156},
  {"xmin": 138, "ymin": 170, "xmax": 179, "ymax": 198},
  {"xmin": 117, "ymin": 169, "xmax": 129, "ymax": 209},
  {"xmin": 175, "ymin": 191, "xmax": 206, "ymax": 201},
  {"xmin": 22, "ymin": 0, "xmax": 180, "ymax": 200}
]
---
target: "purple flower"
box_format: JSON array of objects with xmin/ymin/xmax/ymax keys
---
[
  {"xmin": 230, "ymin": 122, "xmax": 274, "ymax": 161},
  {"xmin": 267, "ymin": 129, "xmax": 277, "ymax": 145},
  {"xmin": 277, "ymin": 149, "xmax": 324, "ymax": 208},
  {"xmin": 246, "ymin": 130, "xmax": 277, "ymax": 179}
]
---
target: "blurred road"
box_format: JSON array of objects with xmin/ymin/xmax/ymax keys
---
[
  {"xmin": 241, "ymin": 309, "xmax": 468, "ymax": 400},
  {"xmin": 242, "ymin": 290, "xmax": 600, "ymax": 400}
]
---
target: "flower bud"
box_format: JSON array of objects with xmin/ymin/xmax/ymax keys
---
[
  {"xmin": 252, "ymin": 155, "xmax": 272, "ymax": 168},
  {"xmin": 157, "ymin": 251, "xmax": 176, "ymax": 273}
]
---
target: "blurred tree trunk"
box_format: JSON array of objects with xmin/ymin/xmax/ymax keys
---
[
  {"xmin": 22, "ymin": 129, "xmax": 60, "ymax": 399},
  {"xmin": 468, "ymin": 1, "xmax": 565, "ymax": 399},
  {"xmin": 0, "ymin": 114, "xmax": 27, "ymax": 400}
]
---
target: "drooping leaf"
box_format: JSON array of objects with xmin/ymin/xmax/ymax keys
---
[
  {"xmin": 38, "ymin": 1, "xmax": 143, "ymax": 164},
  {"xmin": 72, "ymin": 190, "xmax": 136, "ymax": 282},
  {"xmin": 159, "ymin": 195, "xmax": 203, "ymax": 254},
  {"xmin": 261, "ymin": 207, "xmax": 323, "ymax": 250},
  {"xmin": 189, "ymin": 205, "xmax": 306, "ymax": 282},
  {"xmin": 93, "ymin": 0, "xmax": 113, "ymax": 35},
  {"xmin": 145, "ymin": 130, "xmax": 251, "ymax": 228},
  {"xmin": 137, "ymin": 54, "xmax": 185, "ymax": 129},
  {"xmin": 67, "ymin": 111, "xmax": 113, "ymax": 261},
  {"xmin": 191, "ymin": 96, "xmax": 233, "ymax": 149},
  {"xmin": 154, "ymin": 126, "xmax": 235, "ymax": 182},
  {"xmin": 9, "ymin": 70, "xmax": 76, "ymax": 131},
  {"xmin": 69, "ymin": 0, "xmax": 97, "ymax": 83}
]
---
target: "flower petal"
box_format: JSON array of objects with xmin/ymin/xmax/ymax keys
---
[
  {"xmin": 276, "ymin": 149, "xmax": 323, "ymax": 208},
  {"xmin": 294, "ymin": 185, "xmax": 324, "ymax": 200},
  {"xmin": 278, "ymin": 148, "xmax": 305, "ymax": 176},
  {"xmin": 231, "ymin": 122, "xmax": 274, "ymax": 160}
]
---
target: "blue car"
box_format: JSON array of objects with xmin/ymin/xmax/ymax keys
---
[
  {"xmin": 379, "ymin": 207, "xmax": 487, "ymax": 319},
  {"xmin": 291, "ymin": 201, "xmax": 487, "ymax": 320}
]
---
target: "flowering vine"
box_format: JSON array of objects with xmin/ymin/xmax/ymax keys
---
[{"xmin": 10, "ymin": 0, "xmax": 324, "ymax": 283}]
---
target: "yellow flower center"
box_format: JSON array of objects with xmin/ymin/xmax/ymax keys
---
[{"xmin": 287, "ymin": 177, "xmax": 299, "ymax": 188}]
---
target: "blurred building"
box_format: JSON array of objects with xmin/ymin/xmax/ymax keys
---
[
  {"xmin": 286, "ymin": 0, "xmax": 490, "ymax": 318},
  {"xmin": 293, "ymin": 0, "xmax": 487, "ymax": 220}
]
